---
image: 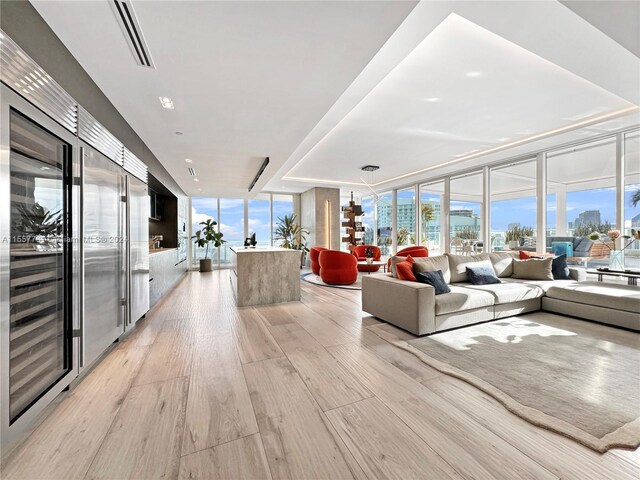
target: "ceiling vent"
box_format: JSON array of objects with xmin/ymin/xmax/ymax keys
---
[
  {"xmin": 111, "ymin": 1, "xmax": 155, "ymax": 68},
  {"xmin": 187, "ymin": 167, "xmax": 197, "ymax": 176},
  {"xmin": 361, "ymin": 165, "xmax": 380, "ymax": 172}
]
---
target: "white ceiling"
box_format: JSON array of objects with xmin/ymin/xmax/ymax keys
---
[
  {"xmin": 32, "ymin": 0, "xmax": 417, "ymax": 197},
  {"xmin": 33, "ymin": 0, "xmax": 639, "ymax": 198},
  {"xmin": 284, "ymin": 13, "xmax": 635, "ymax": 186}
]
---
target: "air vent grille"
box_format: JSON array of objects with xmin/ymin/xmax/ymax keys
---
[
  {"xmin": 112, "ymin": 1, "xmax": 155, "ymax": 68},
  {"xmin": 123, "ymin": 148, "xmax": 148, "ymax": 183},
  {"xmin": 78, "ymin": 107, "xmax": 124, "ymax": 165},
  {"xmin": 0, "ymin": 30, "xmax": 78, "ymax": 133},
  {"xmin": 187, "ymin": 167, "xmax": 196, "ymax": 176}
]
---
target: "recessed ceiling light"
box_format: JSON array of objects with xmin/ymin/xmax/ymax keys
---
[
  {"xmin": 185, "ymin": 158, "xmax": 193, "ymax": 163},
  {"xmin": 193, "ymin": 178, "xmax": 199, "ymax": 182},
  {"xmin": 466, "ymin": 71, "xmax": 482, "ymax": 78},
  {"xmin": 159, "ymin": 96, "xmax": 174, "ymax": 109},
  {"xmin": 425, "ymin": 97, "xmax": 440, "ymax": 103}
]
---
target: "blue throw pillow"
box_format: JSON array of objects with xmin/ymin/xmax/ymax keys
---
[
  {"xmin": 466, "ymin": 264, "xmax": 501, "ymax": 285},
  {"xmin": 552, "ymin": 254, "xmax": 571, "ymax": 280},
  {"xmin": 415, "ymin": 270, "xmax": 451, "ymax": 295}
]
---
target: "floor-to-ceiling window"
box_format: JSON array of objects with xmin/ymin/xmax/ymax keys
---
[
  {"xmin": 396, "ymin": 188, "xmax": 416, "ymax": 247},
  {"xmin": 419, "ymin": 181, "xmax": 444, "ymax": 255},
  {"xmin": 218, "ymin": 198, "xmax": 245, "ymax": 266},
  {"xmin": 624, "ymin": 130, "xmax": 640, "ymax": 269},
  {"xmin": 191, "ymin": 197, "xmax": 218, "ymax": 263},
  {"xmin": 450, "ymin": 172, "xmax": 482, "ymax": 254},
  {"xmin": 547, "ymin": 137, "xmax": 616, "ymax": 267},
  {"xmin": 248, "ymin": 194, "xmax": 271, "ymax": 247},
  {"xmin": 272, "ymin": 194, "xmax": 294, "ymax": 247},
  {"xmin": 376, "ymin": 192, "xmax": 392, "ymax": 256},
  {"xmin": 490, "ymin": 160, "xmax": 537, "ymax": 251},
  {"xmin": 361, "ymin": 195, "xmax": 375, "ymax": 245}
]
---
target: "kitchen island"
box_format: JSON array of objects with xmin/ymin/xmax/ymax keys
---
[{"xmin": 230, "ymin": 246, "xmax": 301, "ymax": 306}]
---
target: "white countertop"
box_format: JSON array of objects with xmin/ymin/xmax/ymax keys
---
[{"xmin": 230, "ymin": 246, "xmax": 301, "ymax": 254}]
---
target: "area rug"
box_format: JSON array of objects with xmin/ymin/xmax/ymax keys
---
[
  {"xmin": 301, "ymin": 273, "xmax": 362, "ymax": 290},
  {"xmin": 370, "ymin": 312, "xmax": 640, "ymax": 452}
]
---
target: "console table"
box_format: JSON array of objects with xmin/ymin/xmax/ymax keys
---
[
  {"xmin": 587, "ymin": 269, "xmax": 640, "ymax": 286},
  {"xmin": 230, "ymin": 246, "xmax": 301, "ymax": 306}
]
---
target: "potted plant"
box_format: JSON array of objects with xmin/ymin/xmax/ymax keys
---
[
  {"xmin": 274, "ymin": 214, "xmax": 309, "ymax": 268},
  {"xmin": 192, "ymin": 218, "xmax": 226, "ymax": 272},
  {"xmin": 365, "ymin": 246, "xmax": 374, "ymax": 265}
]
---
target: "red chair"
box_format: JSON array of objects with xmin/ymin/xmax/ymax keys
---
[
  {"xmin": 309, "ymin": 246, "xmax": 328, "ymax": 275},
  {"xmin": 319, "ymin": 250, "xmax": 358, "ymax": 285},
  {"xmin": 387, "ymin": 245, "xmax": 429, "ymax": 270},
  {"xmin": 352, "ymin": 245, "xmax": 382, "ymax": 272}
]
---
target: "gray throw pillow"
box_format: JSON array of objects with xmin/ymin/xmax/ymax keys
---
[
  {"xmin": 415, "ymin": 270, "xmax": 451, "ymax": 295},
  {"xmin": 511, "ymin": 257, "xmax": 554, "ymax": 281}
]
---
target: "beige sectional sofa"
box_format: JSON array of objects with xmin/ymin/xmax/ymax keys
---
[{"xmin": 362, "ymin": 252, "xmax": 639, "ymax": 335}]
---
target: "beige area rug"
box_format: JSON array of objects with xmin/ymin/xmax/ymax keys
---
[{"xmin": 369, "ymin": 312, "xmax": 640, "ymax": 452}]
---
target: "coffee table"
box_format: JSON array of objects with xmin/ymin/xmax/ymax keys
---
[
  {"xmin": 587, "ymin": 269, "xmax": 640, "ymax": 286},
  {"xmin": 357, "ymin": 260, "xmax": 387, "ymax": 274}
]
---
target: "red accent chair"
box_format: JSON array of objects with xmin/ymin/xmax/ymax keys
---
[
  {"xmin": 387, "ymin": 245, "xmax": 429, "ymax": 270},
  {"xmin": 309, "ymin": 246, "xmax": 328, "ymax": 275},
  {"xmin": 352, "ymin": 245, "xmax": 382, "ymax": 272},
  {"xmin": 319, "ymin": 250, "xmax": 358, "ymax": 285}
]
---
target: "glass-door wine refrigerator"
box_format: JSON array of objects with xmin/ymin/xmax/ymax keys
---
[{"xmin": 0, "ymin": 84, "xmax": 80, "ymax": 450}]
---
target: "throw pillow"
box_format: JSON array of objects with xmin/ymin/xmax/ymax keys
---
[
  {"xmin": 551, "ymin": 254, "xmax": 571, "ymax": 280},
  {"xmin": 396, "ymin": 255, "xmax": 416, "ymax": 282},
  {"xmin": 446, "ymin": 253, "xmax": 491, "ymax": 283},
  {"xmin": 511, "ymin": 257, "xmax": 554, "ymax": 281},
  {"xmin": 415, "ymin": 270, "xmax": 451, "ymax": 295},
  {"xmin": 466, "ymin": 264, "xmax": 501, "ymax": 285},
  {"xmin": 390, "ymin": 255, "xmax": 431, "ymax": 277},
  {"xmin": 412, "ymin": 255, "xmax": 451, "ymax": 283}
]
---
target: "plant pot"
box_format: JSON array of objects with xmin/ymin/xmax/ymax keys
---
[{"xmin": 199, "ymin": 258, "xmax": 212, "ymax": 272}]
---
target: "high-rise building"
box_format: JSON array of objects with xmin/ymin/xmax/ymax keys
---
[{"xmin": 574, "ymin": 210, "xmax": 601, "ymax": 226}]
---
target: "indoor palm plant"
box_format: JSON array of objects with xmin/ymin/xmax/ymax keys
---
[
  {"xmin": 274, "ymin": 214, "xmax": 309, "ymax": 267},
  {"xmin": 192, "ymin": 218, "xmax": 226, "ymax": 272}
]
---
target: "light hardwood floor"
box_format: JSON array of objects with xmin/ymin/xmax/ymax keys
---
[{"xmin": 1, "ymin": 270, "xmax": 638, "ymax": 480}]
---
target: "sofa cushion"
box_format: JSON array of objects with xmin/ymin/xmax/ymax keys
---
[
  {"xmin": 435, "ymin": 285, "xmax": 495, "ymax": 315},
  {"xmin": 396, "ymin": 256, "xmax": 416, "ymax": 282},
  {"xmin": 466, "ymin": 263, "xmax": 501, "ymax": 285},
  {"xmin": 446, "ymin": 253, "xmax": 491, "ymax": 283},
  {"xmin": 551, "ymin": 254, "xmax": 571, "ymax": 280},
  {"xmin": 489, "ymin": 252, "xmax": 515, "ymax": 277},
  {"xmin": 462, "ymin": 281, "xmax": 544, "ymax": 304},
  {"xmin": 511, "ymin": 257, "xmax": 554, "ymax": 281},
  {"xmin": 412, "ymin": 255, "xmax": 451, "ymax": 283},
  {"xmin": 415, "ymin": 270, "xmax": 450, "ymax": 294},
  {"xmin": 545, "ymin": 281, "xmax": 640, "ymax": 313},
  {"xmin": 501, "ymin": 277, "xmax": 577, "ymax": 293}
]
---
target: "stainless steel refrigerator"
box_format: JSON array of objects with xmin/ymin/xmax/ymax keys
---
[{"xmin": 79, "ymin": 143, "xmax": 127, "ymax": 370}]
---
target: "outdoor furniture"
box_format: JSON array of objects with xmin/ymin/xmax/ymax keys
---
[
  {"xmin": 318, "ymin": 250, "xmax": 358, "ymax": 285},
  {"xmin": 352, "ymin": 245, "xmax": 382, "ymax": 272},
  {"xmin": 309, "ymin": 246, "xmax": 328, "ymax": 275}
]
